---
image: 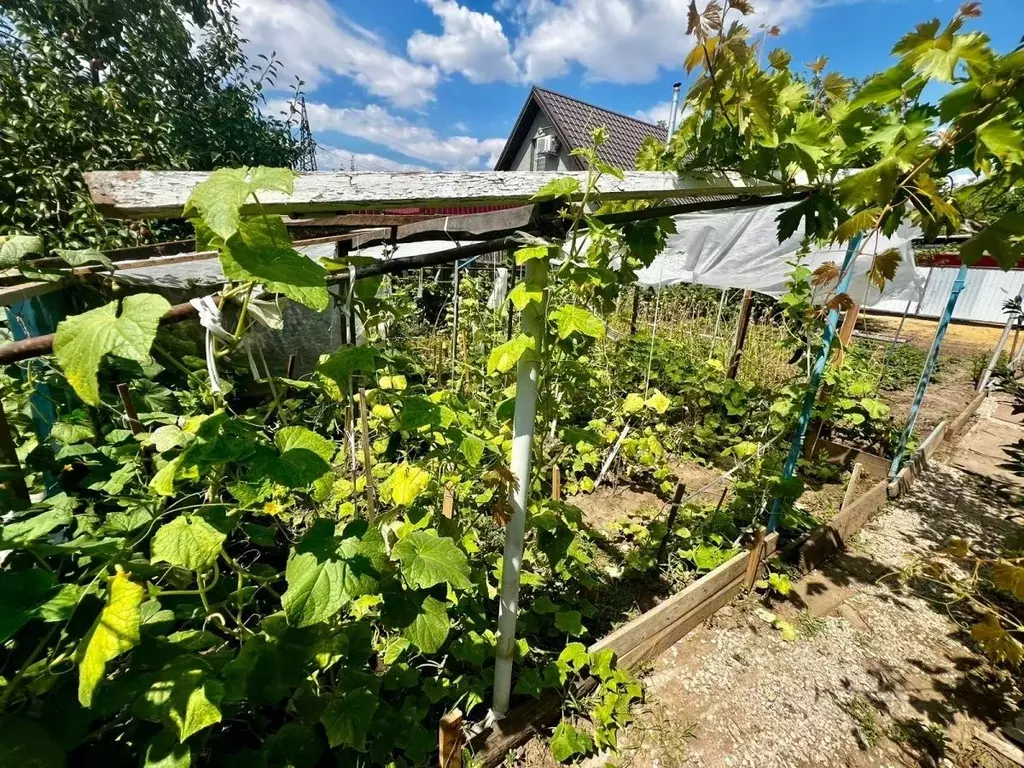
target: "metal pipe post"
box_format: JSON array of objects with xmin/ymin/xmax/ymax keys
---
[
  {"xmin": 492, "ymin": 253, "xmax": 548, "ymax": 717},
  {"xmin": 768, "ymin": 236, "xmax": 862, "ymax": 532},
  {"xmin": 888, "ymin": 264, "xmax": 969, "ymax": 477}
]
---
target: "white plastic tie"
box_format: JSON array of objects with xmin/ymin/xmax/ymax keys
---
[{"xmin": 190, "ymin": 296, "xmax": 232, "ymax": 393}]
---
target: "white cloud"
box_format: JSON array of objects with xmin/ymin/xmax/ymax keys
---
[
  {"xmin": 510, "ymin": 0, "xmax": 825, "ymax": 83},
  {"xmin": 282, "ymin": 100, "xmax": 506, "ymax": 169},
  {"xmin": 408, "ymin": 0, "xmax": 521, "ymax": 83},
  {"xmin": 232, "ymin": 0, "xmax": 439, "ymax": 108},
  {"xmin": 634, "ymin": 100, "xmax": 676, "ymax": 127},
  {"xmin": 317, "ymin": 145, "xmax": 430, "ymax": 172}
]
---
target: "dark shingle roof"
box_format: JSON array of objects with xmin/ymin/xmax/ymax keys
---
[
  {"xmin": 534, "ymin": 88, "xmax": 667, "ymax": 170},
  {"xmin": 494, "ymin": 86, "xmax": 668, "ymax": 172}
]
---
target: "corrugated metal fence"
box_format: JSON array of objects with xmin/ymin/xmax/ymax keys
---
[{"xmin": 867, "ymin": 266, "xmax": 1024, "ymax": 326}]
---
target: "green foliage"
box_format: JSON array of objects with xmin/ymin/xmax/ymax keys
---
[{"xmin": 0, "ymin": 0, "xmax": 302, "ymax": 249}]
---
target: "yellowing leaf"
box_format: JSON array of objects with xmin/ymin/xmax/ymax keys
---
[
  {"xmin": 810, "ymin": 261, "xmax": 841, "ymax": 288},
  {"xmin": 53, "ymin": 294, "xmax": 171, "ymax": 405},
  {"xmin": 834, "ymin": 208, "xmax": 881, "ymax": 244},
  {"xmin": 994, "ymin": 562, "xmax": 1024, "ymax": 600},
  {"xmin": 78, "ymin": 571, "xmax": 144, "ymax": 706},
  {"xmin": 866, "ymin": 248, "xmax": 902, "ymax": 291},
  {"xmin": 487, "ymin": 334, "xmax": 534, "ymax": 375},
  {"xmin": 382, "ymin": 463, "xmax": 431, "ymax": 506},
  {"xmin": 508, "ymin": 281, "xmax": 544, "ymax": 310},
  {"xmin": 622, "ymin": 393, "xmax": 645, "ymax": 414},
  {"xmin": 645, "ymin": 390, "xmax": 671, "ymax": 414},
  {"xmin": 378, "ymin": 374, "xmax": 407, "ymax": 391},
  {"xmin": 971, "ymin": 614, "xmax": 1024, "ymax": 665},
  {"xmin": 550, "ymin": 305, "xmax": 605, "ymax": 340}
]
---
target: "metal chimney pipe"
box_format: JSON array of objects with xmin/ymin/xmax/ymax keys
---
[{"xmin": 666, "ymin": 81, "xmax": 682, "ymax": 138}]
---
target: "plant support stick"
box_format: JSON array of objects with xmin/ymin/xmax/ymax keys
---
[
  {"xmin": 888, "ymin": 264, "xmax": 968, "ymax": 477},
  {"xmin": 492, "ymin": 254, "xmax": 547, "ymax": 717}
]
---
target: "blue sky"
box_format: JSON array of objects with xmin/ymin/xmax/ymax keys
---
[{"xmin": 239, "ymin": 0, "xmax": 1023, "ymax": 172}]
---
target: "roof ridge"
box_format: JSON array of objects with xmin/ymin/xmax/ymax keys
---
[{"xmin": 532, "ymin": 85, "xmax": 666, "ymax": 131}]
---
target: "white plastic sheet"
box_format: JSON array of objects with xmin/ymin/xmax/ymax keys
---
[{"xmin": 635, "ymin": 203, "xmax": 924, "ymax": 306}]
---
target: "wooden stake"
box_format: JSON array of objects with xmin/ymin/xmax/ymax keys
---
[
  {"xmin": 439, "ymin": 709, "xmax": 464, "ymax": 768},
  {"xmin": 116, "ymin": 383, "xmax": 144, "ymax": 436},
  {"xmin": 743, "ymin": 527, "xmax": 767, "ymax": 589},
  {"xmin": 443, "ymin": 486, "xmax": 455, "ymax": 518},
  {"xmin": 357, "ymin": 388, "xmax": 377, "ymax": 520},
  {"xmin": 834, "ymin": 303, "xmax": 861, "ymax": 366},
  {"xmin": 551, "ymin": 465, "xmax": 562, "ymax": 501},
  {"xmin": 656, "ymin": 483, "xmax": 687, "ymax": 568},
  {"xmin": 840, "ymin": 462, "xmax": 863, "ymax": 512},
  {"xmin": 629, "ymin": 286, "xmax": 640, "ymax": 336},
  {"xmin": 285, "ymin": 354, "xmax": 296, "ymax": 379},
  {"xmin": 726, "ymin": 290, "xmax": 753, "ymax": 380},
  {"xmin": 0, "ymin": 398, "xmax": 29, "ymax": 501}
]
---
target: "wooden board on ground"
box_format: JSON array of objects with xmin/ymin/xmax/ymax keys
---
[
  {"xmin": 470, "ymin": 533, "xmax": 778, "ymax": 766},
  {"xmin": 813, "ymin": 438, "xmax": 889, "ymax": 478},
  {"xmin": 799, "ymin": 478, "xmax": 889, "ymax": 572}
]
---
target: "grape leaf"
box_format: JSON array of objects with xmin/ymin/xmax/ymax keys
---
[
  {"xmin": 971, "ymin": 613, "xmax": 1024, "ymax": 665},
  {"xmin": 550, "ymin": 306, "xmax": 604, "ymax": 340},
  {"xmin": 645, "ymin": 390, "xmax": 671, "ymax": 414},
  {"xmin": 960, "ymin": 213, "xmax": 1024, "ymax": 270},
  {"xmin": 531, "ymin": 178, "xmax": 581, "ymax": 201},
  {"xmin": 994, "ymin": 562, "xmax": 1024, "ymax": 600},
  {"xmin": 53, "ymin": 294, "xmax": 170, "ymax": 405},
  {"xmin": 317, "ymin": 345, "xmax": 381, "ymax": 391},
  {"xmin": 77, "ymin": 570, "xmax": 144, "ymax": 706},
  {"xmin": 0, "ymin": 234, "xmax": 43, "ymax": 270},
  {"xmin": 554, "ymin": 610, "xmax": 586, "ymax": 637},
  {"xmin": 320, "ymin": 688, "xmax": 379, "ymax": 751},
  {"xmin": 460, "ymin": 433, "xmax": 485, "ymax": 467},
  {"xmin": 151, "ymin": 515, "xmax": 226, "ymax": 572},
  {"xmin": 515, "ymin": 245, "xmax": 550, "ymax": 264},
  {"xmin": 401, "ymin": 595, "xmax": 450, "ymax": 654},
  {"xmin": 392, "ymin": 531, "xmax": 471, "ymax": 590}
]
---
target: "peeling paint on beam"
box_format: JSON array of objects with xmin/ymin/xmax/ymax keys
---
[{"xmin": 83, "ymin": 170, "xmax": 792, "ymax": 219}]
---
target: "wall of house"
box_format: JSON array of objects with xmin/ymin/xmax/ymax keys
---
[{"xmin": 507, "ymin": 112, "xmax": 575, "ymax": 172}]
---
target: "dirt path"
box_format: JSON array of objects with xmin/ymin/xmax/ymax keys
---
[{"xmin": 522, "ymin": 396, "xmax": 1024, "ymax": 768}]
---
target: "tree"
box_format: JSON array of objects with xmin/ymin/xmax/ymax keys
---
[
  {"xmin": 640, "ymin": 0, "xmax": 1024, "ymax": 270},
  {"xmin": 0, "ymin": 0, "xmax": 302, "ymax": 249}
]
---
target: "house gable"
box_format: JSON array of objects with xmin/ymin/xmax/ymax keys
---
[{"xmin": 493, "ymin": 86, "xmax": 668, "ymax": 172}]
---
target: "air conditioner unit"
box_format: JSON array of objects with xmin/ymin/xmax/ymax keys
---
[{"xmin": 535, "ymin": 135, "xmax": 560, "ymax": 156}]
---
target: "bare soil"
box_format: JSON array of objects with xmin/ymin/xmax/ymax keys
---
[{"xmin": 515, "ymin": 398, "xmax": 1024, "ymax": 768}]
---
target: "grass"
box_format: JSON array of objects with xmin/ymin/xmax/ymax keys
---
[{"xmin": 847, "ymin": 695, "xmax": 884, "ymax": 748}]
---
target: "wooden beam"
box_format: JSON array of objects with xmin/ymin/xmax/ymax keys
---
[{"xmin": 84, "ymin": 170, "xmax": 793, "ymax": 219}]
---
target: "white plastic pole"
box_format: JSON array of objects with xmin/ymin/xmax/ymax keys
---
[{"xmin": 492, "ymin": 254, "xmax": 548, "ymax": 717}]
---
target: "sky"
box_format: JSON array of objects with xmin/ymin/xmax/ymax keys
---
[{"xmin": 241, "ymin": 0, "xmax": 1024, "ymax": 173}]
